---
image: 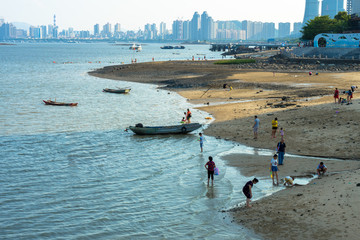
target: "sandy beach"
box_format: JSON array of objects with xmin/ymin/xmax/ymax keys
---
[{"xmin": 90, "ymin": 59, "xmax": 360, "ymax": 239}]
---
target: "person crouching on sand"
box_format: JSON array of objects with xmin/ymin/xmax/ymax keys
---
[
  {"xmin": 317, "ymin": 162, "xmax": 327, "ymax": 176},
  {"xmin": 242, "ymin": 178, "xmax": 259, "ymax": 208},
  {"xmin": 205, "ymin": 156, "xmax": 216, "ymax": 186},
  {"xmin": 284, "ymin": 176, "xmax": 294, "ymax": 186},
  {"xmin": 271, "ymin": 154, "xmax": 279, "ymax": 186}
]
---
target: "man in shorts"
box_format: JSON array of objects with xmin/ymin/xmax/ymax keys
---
[{"xmin": 253, "ymin": 116, "xmax": 260, "ymax": 139}]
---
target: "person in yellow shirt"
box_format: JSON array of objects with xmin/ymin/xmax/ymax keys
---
[{"xmin": 271, "ymin": 117, "xmax": 278, "ymax": 138}]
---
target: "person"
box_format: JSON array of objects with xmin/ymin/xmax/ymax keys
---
[
  {"xmin": 280, "ymin": 127, "xmax": 285, "ymax": 141},
  {"xmin": 180, "ymin": 117, "xmax": 186, "ymax": 124},
  {"xmin": 317, "ymin": 162, "xmax": 327, "ymax": 176},
  {"xmin": 334, "ymin": 88, "xmax": 339, "ymax": 104},
  {"xmin": 205, "ymin": 156, "xmax": 216, "ymax": 186},
  {"xmin": 284, "ymin": 176, "xmax": 294, "ymax": 186},
  {"xmin": 199, "ymin": 133, "xmax": 205, "ymax": 152},
  {"xmin": 242, "ymin": 178, "xmax": 259, "ymax": 208},
  {"xmin": 253, "ymin": 116, "xmax": 260, "ymax": 139},
  {"xmin": 270, "ymin": 154, "xmax": 279, "ymax": 186},
  {"xmin": 351, "ymin": 86, "xmax": 357, "ymax": 92},
  {"xmin": 186, "ymin": 109, "xmax": 192, "ymax": 123},
  {"xmin": 277, "ymin": 139, "xmax": 286, "ymax": 165},
  {"xmin": 271, "ymin": 117, "xmax": 278, "ymax": 138},
  {"xmin": 345, "ymin": 90, "xmax": 352, "ymax": 105}
]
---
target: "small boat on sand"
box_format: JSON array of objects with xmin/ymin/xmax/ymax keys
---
[
  {"xmin": 128, "ymin": 123, "xmax": 202, "ymax": 135},
  {"xmin": 43, "ymin": 100, "xmax": 78, "ymax": 106},
  {"xmin": 103, "ymin": 88, "xmax": 131, "ymax": 94}
]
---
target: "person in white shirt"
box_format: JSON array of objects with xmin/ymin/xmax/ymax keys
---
[
  {"xmin": 270, "ymin": 154, "xmax": 279, "ymax": 186},
  {"xmin": 284, "ymin": 176, "xmax": 294, "ymax": 186}
]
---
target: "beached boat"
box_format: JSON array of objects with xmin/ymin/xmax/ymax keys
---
[
  {"xmin": 128, "ymin": 123, "xmax": 202, "ymax": 135},
  {"xmin": 103, "ymin": 88, "xmax": 131, "ymax": 94},
  {"xmin": 43, "ymin": 100, "xmax": 78, "ymax": 106}
]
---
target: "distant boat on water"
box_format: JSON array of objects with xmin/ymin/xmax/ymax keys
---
[
  {"xmin": 130, "ymin": 44, "xmax": 142, "ymax": 51},
  {"xmin": 161, "ymin": 45, "xmax": 185, "ymax": 49},
  {"xmin": 43, "ymin": 100, "xmax": 78, "ymax": 106},
  {"xmin": 128, "ymin": 123, "xmax": 201, "ymax": 135},
  {"xmin": 103, "ymin": 88, "xmax": 131, "ymax": 94}
]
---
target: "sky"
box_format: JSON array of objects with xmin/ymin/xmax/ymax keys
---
[{"xmin": 0, "ymin": 0, "xmax": 307, "ymax": 31}]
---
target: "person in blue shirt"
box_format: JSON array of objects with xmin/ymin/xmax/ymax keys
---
[
  {"xmin": 199, "ymin": 133, "xmax": 205, "ymax": 152},
  {"xmin": 317, "ymin": 162, "xmax": 327, "ymax": 176}
]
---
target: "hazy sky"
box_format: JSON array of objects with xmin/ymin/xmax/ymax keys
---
[{"xmin": 1, "ymin": 0, "xmax": 307, "ymax": 30}]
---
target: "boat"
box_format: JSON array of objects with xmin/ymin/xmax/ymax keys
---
[
  {"xmin": 43, "ymin": 100, "xmax": 78, "ymax": 106},
  {"xmin": 128, "ymin": 123, "xmax": 202, "ymax": 135},
  {"xmin": 103, "ymin": 88, "xmax": 131, "ymax": 94},
  {"xmin": 129, "ymin": 44, "xmax": 142, "ymax": 51},
  {"xmin": 160, "ymin": 45, "xmax": 185, "ymax": 49}
]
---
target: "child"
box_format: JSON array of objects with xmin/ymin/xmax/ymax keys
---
[
  {"xmin": 280, "ymin": 128, "xmax": 284, "ymax": 140},
  {"xmin": 317, "ymin": 162, "xmax": 327, "ymax": 176},
  {"xmin": 270, "ymin": 154, "xmax": 279, "ymax": 186},
  {"xmin": 199, "ymin": 133, "xmax": 205, "ymax": 152},
  {"xmin": 205, "ymin": 156, "xmax": 216, "ymax": 186},
  {"xmin": 242, "ymin": 178, "xmax": 259, "ymax": 208},
  {"xmin": 180, "ymin": 117, "xmax": 186, "ymax": 124},
  {"xmin": 284, "ymin": 176, "xmax": 294, "ymax": 186}
]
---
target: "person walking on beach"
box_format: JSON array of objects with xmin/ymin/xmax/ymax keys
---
[
  {"xmin": 253, "ymin": 116, "xmax": 260, "ymax": 139},
  {"xmin": 242, "ymin": 178, "xmax": 259, "ymax": 208},
  {"xmin": 205, "ymin": 156, "xmax": 216, "ymax": 186},
  {"xmin": 271, "ymin": 117, "xmax": 278, "ymax": 138},
  {"xmin": 186, "ymin": 109, "xmax": 192, "ymax": 123},
  {"xmin": 334, "ymin": 88, "xmax": 339, "ymax": 104},
  {"xmin": 199, "ymin": 133, "xmax": 205, "ymax": 152},
  {"xmin": 270, "ymin": 154, "xmax": 279, "ymax": 186},
  {"xmin": 280, "ymin": 127, "xmax": 285, "ymax": 141},
  {"xmin": 277, "ymin": 139, "xmax": 286, "ymax": 165}
]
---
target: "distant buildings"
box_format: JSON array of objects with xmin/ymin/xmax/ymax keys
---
[
  {"xmin": 303, "ymin": 0, "xmax": 320, "ymax": 24},
  {"xmin": 321, "ymin": 0, "xmax": 345, "ymax": 18}
]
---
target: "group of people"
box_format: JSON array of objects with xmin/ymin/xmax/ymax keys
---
[
  {"xmin": 181, "ymin": 109, "xmax": 192, "ymax": 124},
  {"xmin": 334, "ymin": 86, "xmax": 357, "ymax": 105}
]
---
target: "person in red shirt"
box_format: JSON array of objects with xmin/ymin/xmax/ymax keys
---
[
  {"xmin": 205, "ymin": 156, "xmax": 216, "ymax": 186},
  {"xmin": 334, "ymin": 88, "xmax": 339, "ymax": 104},
  {"xmin": 186, "ymin": 109, "xmax": 192, "ymax": 123}
]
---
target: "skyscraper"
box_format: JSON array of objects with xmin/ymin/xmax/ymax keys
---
[
  {"xmin": 94, "ymin": 24, "xmax": 100, "ymax": 36},
  {"xmin": 351, "ymin": 0, "xmax": 360, "ymax": 15},
  {"xmin": 172, "ymin": 20, "xmax": 183, "ymax": 40},
  {"xmin": 303, "ymin": 0, "xmax": 320, "ymax": 24},
  {"xmin": 190, "ymin": 12, "xmax": 200, "ymax": 41},
  {"xmin": 321, "ymin": 0, "xmax": 345, "ymax": 18},
  {"xmin": 278, "ymin": 22, "xmax": 291, "ymax": 38}
]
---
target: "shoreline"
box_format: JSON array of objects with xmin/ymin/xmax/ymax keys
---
[{"xmin": 89, "ymin": 60, "xmax": 360, "ymax": 239}]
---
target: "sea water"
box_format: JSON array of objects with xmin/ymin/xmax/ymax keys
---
[{"xmin": 0, "ymin": 43, "xmax": 276, "ymax": 239}]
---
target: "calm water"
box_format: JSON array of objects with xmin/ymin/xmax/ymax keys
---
[{"xmin": 0, "ymin": 43, "xmax": 279, "ymax": 239}]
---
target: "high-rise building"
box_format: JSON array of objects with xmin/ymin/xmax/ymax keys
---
[
  {"xmin": 293, "ymin": 22, "xmax": 303, "ymax": 36},
  {"xmin": 114, "ymin": 23, "xmax": 121, "ymax": 33},
  {"xmin": 102, "ymin": 23, "xmax": 112, "ymax": 37},
  {"xmin": 278, "ymin": 22, "xmax": 291, "ymax": 38},
  {"xmin": 94, "ymin": 24, "xmax": 100, "ymax": 36},
  {"xmin": 351, "ymin": 0, "xmax": 360, "ymax": 15},
  {"xmin": 40, "ymin": 25, "xmax": 47, "ymax": 39},
  {"xmin": 321, "ymin": 0, "xmax": 345, "ymax": 18},
  {"xmin": 172, "ymin": 20, "xmax": 183, "ymax": 40},
  {"xmin": 182, "ymin": 20, "xmax": 190, "ymax": 40},
  {"xmin": 303, "ymin": 0, "xmax": 320, "ymax": 24},
  {"xmin": 190, "ymin": 12, "xmax": 200, "ymax": 41},
  {"xmin": 263, "ymin": 22, "xmax": 275, "ymax": 40},
  {"xmin": 48, "ymin": 24, "xmax": 53, "ymax": 38},
  {"xmin": 159, "ymin": 22, "xmax": 166, "ymax": 39}
]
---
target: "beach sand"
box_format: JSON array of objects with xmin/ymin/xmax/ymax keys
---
[{"xmin": 90, "ymin": 60, "xmax": 360, "ymax": 239}]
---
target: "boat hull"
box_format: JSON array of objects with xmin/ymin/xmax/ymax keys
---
[
  {"xmin": 103, "ymin": 88, "xmax": 131, "ymax": 94},
  {"xmin": 43, "ymin": 100, "xmax": 78, "ymax": 106},
  {"xmin": 129, "ymin": 123, "xmax": 202, "ymax": 135}
]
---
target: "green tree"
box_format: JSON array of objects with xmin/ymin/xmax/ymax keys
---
[{"xmin": 301, "ymin": 12, "xmax": 351, "ymax": 40}]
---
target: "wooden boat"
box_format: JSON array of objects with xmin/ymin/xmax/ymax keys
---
[
  {"xmin": 128, "ymin": 123, "xmax": 202, "ymax": 135},
  {"xmin": 103, "ymin": 88, "xmax": 131, "ymax": 94},
  {"xmin": 43, "ymin": 100, "xmax": 78, "ymax": 106}
]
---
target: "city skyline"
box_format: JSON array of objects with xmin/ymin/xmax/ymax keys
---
[{"xmin": 1, "ymin": 0, "xmax": 308, "ymax": 31}]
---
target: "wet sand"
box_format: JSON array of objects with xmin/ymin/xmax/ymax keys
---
[{"xmin": 90, "ymin": 60, "xmax": 360, "ymax": 240}]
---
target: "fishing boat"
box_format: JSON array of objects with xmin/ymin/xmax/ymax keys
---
[
  {"xmin": 129, "ymin": 44, "xmax": 142, "ymax": 51},
  {"xmin": 103, "ymin": 88, "xmax": 131, "ymax": 94},
  {"xmin": 43, "ymin": 100, "xmax": 78, "ymax": 106},
  {"xmin": 128, "ymin": 123, "xmax": 202, "ymax": 135}
]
